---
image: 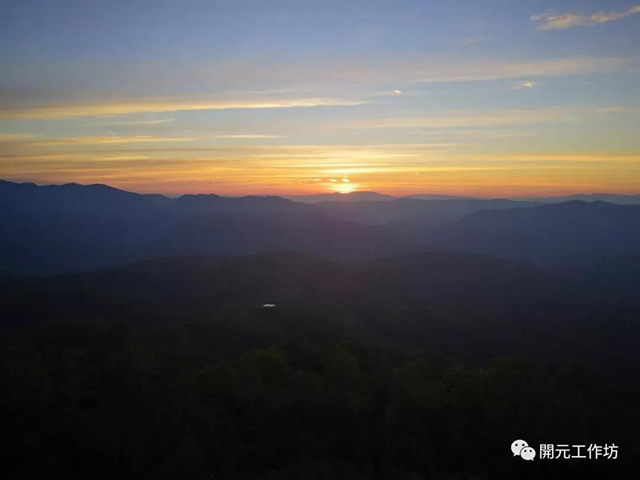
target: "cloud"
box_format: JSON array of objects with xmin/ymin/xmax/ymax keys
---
[
  {"xmin": 92, "ymin": 118, "xmax": 176, "ymax": 126},
  {"xmin": 211, "ymin": 134, "xmax": 284, "ymax": 139},
  {"xmin": 532, "ymin": 5, "xmax": 640, "ymax": 30},
  {"xmin": 3, "ymin": 141, "xmax": 638, "ymax": 197},
  {"xmin": 21, "ymin": 135, "xmax": 196, "ymax": 147},
  {"xmin": 592, "ymin": 106, "xmax": 640, "ymax": 113},
  {"xmin": 0, "ymin": 97, "xmax": 366, "ymax": 120},
  {"xmin": 342, "ymin": 105, "xmax": 639, "ymax": 132},
  {"xmin": 372, "ymin": 89, "xmax": 422, "ymax": 98},
  {"xmin": 340, "ymin": 108, "xmax": 576, "ymax": 130},
  {"xmin": 3, "ymin": 54, "xmax": 634, "ymax": 110},
  {"xmin": 0, "ymin": 133, "xmax": 39, "ymax": 142},
  {"xmin": 461, "ymin": 153, "xmax": 640, "ymax": 163},
  {"xmin": 454, "ymin": 36, "xmax": 490, "ymax": 46},
  {"xmin": 410, "ymin": 129, "xmax": 538, "ymax": 139},
  {"xmin": 412, "ymin": 56, "xmax": 633, "ymax": 83},
  {"xmin": 512, "ymin": 81, "xmax": 537, "ymax": 90}
]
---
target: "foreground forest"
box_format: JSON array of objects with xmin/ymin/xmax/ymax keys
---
[
  {"xmin": 2, "ymin": 251, "xmax": 640, "ymax": 478},
  {"xmin": 2, "ymin": 322, "xmax": 639, "ymax": 479}
]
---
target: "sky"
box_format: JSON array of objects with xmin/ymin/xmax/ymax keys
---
[{"xmin": 0, "ymin": 0, "xmax": 639, "ymax": 197}]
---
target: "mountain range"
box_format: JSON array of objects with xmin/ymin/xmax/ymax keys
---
[{"xmin": 3, "ymin": 179, "xmax": 640, "ymax": 276}]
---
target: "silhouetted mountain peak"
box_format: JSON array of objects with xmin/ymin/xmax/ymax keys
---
[{"xmin": 177, "ymin": 193, "xmax": 222, "ymax": 200}]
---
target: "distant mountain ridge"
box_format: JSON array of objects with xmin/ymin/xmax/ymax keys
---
[
  {"xmin": 313, "ymin": 197, "xmax": 540, "ymax": 227},
  {"xmin": 3, "ymin": 179, "xmax": 640, "ymax": 277},
  {"xmin": 0, "ymin": 179, "xmax": 310, "ymax": 216},
  {"xmin": 5, "ymin": 180, "xmax": 640, "ymax": 206},
  {"xmin": 437, "ymin": 200, "xmax": 640, "ymax": 263},
  {"xmin": 526, "ymin": 193, "xmax": 640, "ymax": 205},
  {"xmin": 0, "ymin": 180, "xmax": 423, "ymax": 276}
]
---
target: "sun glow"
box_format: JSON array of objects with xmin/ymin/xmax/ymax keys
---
[{"xmin": 332, "ymin": 182, "xmax": 358, "ymax": 194}]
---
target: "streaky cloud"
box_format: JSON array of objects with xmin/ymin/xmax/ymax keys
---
[
  {"xmin": 454, "ymin": 36, "xmax": 490, "ymax": 46},
  {"xmin": 532, "ymin": 5, "xmax": 640, "ymax": 30},
  {"xmin": 0, "ymin": 97, "xmax": 367, "ymax": 120},
  {"xmin": 22, "ymin": 135, "xmax": 196, "ymax": 146},
  {"xmin": 91, "ymin": 118, "xmax": 176, "ymax": 126},
  {"xmin": 338, "ymin": 108, "xmax": 578, "ymax": 130},
  {"xmin": 211, "ymin": 134, "xmax": 284, "ymax": 139},
  {"xmin": 412, "ymin": 57, "xmax": 633, "ymax": 83}
]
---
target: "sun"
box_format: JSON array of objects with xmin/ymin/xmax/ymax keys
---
[{"xmin": 333, "ymin": 182, "xmax": 357, "ymax": 194}]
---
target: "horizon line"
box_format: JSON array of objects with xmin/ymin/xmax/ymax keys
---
[{"xmin": 2, "ymin": 178, "xmax": 640, "ymax": 201}]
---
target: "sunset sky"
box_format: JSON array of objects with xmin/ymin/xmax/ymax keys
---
[{"xmin": 1, "ymin": 0, "xmax": 639, "ymax": 197}]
